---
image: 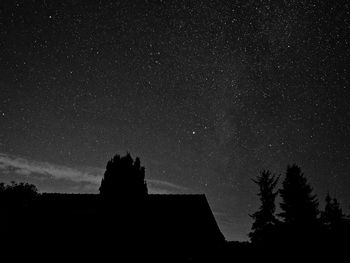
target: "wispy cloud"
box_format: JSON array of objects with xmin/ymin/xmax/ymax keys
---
[
  {"xmin": 0, "ymin": 153, "xmax": 189, "ymax": 194},
  {"xmin": 147, "ymin": 179, "xmax": 189, "ymax": 193},
  {"xmin": 0, "ymin": 153, "xmax": 101, "ymax": 184}
]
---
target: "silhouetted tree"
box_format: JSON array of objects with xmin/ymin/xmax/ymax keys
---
[
  {"xmin": 321, "ymin": 193, "xmax": 346, "ymax": 231},
  {"xmin": 0, "ymin": 181, "xmax": 39, "ymax": 234},
  {"xmin": 0, "ymin": 181, "xmax": 38, "ymax": 203},
  {"xmin": 322, "ymin": 194, "xmax": 349, "ymax": 243},
  {"xmin": 319, "ymin": 193, "xmax": 350, "ymax": 254},
  {"xmin": 249, "ymin": 170, "xmax": 279, "ymax": 245},
  {"xmin": 278, "ymin": 165, "xmax": 320, "ymax": 248},
  {"xmin": 99, "ymin": 153, "xmax": 148, "ymax": 200},
  {"xmin": 279, "ymin": 165, "xmax": 319, "ymax": 225}
]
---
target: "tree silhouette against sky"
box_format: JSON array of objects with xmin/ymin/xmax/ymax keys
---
[
  {"xmin": 279, "ymin": 164, "xmax": 319, "ymax": 226},
  {"xmin": 278, "ymin": 164, "xmax": 320, "ymax": 250},
  {"xmin": 99, "ymin": 153, "xmax": 148, "ymax": 201},
  {"xmin": 321, "ymin": 193, "xmax": 346, "ymax": 231},
  {"xmin": 249, "ymin": 170, "xmax": 279, "ymax": 245}
]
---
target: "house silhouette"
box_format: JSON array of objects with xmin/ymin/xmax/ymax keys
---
[{"xmin": 2, "ymin": 192, "xmax": 225, "ymax": 261}]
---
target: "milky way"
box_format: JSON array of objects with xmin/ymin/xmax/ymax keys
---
[{"xmin": 1, "ymin": 1, "xmax": 350, "ymax": 240}]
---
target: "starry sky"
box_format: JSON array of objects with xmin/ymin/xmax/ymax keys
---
[{"xmin": 1, "ymin": 0, "xmax": 350, "ymax": 241}]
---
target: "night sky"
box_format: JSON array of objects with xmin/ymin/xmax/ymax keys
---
[{"xmin": 1, "ymin": 0, "xmax": 350, "ymax": 240}]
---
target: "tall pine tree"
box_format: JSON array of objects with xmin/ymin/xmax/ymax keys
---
[
  {"xmin": 278, "ymin": 164, "xmax": 320, "ymax": 248},
  {"xmin": 279, "ymin": 164, "xmax": 319, "ymax": 225},
  {"xmin": 249, "ymin": 170, "xmax": 279, "ymax": 245}
]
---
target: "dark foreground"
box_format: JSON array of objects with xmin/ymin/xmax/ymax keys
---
[{"xmin": 1, "ymin": 193, "xmax": 348, "ymax": 262}]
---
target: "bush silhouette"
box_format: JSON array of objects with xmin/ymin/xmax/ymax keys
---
[
  {"xmin": 99, "ymin": 152, "xmax": 148, "ymax": 201},
  {"xmin": 0, "ymin": 181, "xmax": 38, "ymax": 205},
  {"xmin": 0, "ymin": 181, "xmax": 39, "ymax": 238}
]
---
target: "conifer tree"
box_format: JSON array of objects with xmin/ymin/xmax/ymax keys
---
[
  {"xmin": 279, "ymin": 164, "xmax": 319, "ymax": 226},
  {"xmin": 321, "ymin": 193, "xmax": 346, "ymax": 232},
  {"xmin": 249, "ymin": 170, "xmax": 279, "ymax": 244}
]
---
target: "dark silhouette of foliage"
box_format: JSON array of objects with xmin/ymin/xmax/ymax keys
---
[
  {"xmin": 321, "ymin": 193, "xmax": 346, "ymax": 232},
  {"xmin": 320, "ymin": 193, "xmax": 349, "ymax": 247},
  {"xmin": 99, "ymin": 153, "xmax": 148, "ymax": 200},
  {"xmin": 0, "ymin": 181, "xmax": 38, "ymax": 203},
  {"xmin": 0, "ymin": 181, "xmax": 39, "ymax": 242},
  {"xmin": 249, "ymin": 170, "xmax": 279, "ymax": 244},
  {"xmin": 277, "ymin": 164, "xmax": 321, "ymax": 251},
  {"xmin": 319, "ymin": 194, "xmax": 350, "ymax": 256},
  {"xmin": 0, "ymin": 181, "xmax": 38, "ymax": 215},
  {"xmin": 279, "ymin": 164, "xmax": 319, "ymax": 225}
]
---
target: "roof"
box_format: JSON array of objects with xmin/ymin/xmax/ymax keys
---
[
  {"xmin": 35, "ymin": 193, "xmax": 225, "ymax": 244},
  {"xmin": 146, "ymin": 194, "xmax": 225, "ymax": 244},
  {"xmin": 2, "ymin": 193, "xmax": 225, "ymax": 260}
]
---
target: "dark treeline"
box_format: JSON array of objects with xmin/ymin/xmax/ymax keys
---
[
  {"xmin": 249, "ymin": 164, "xmax": 350, "ymax": 260},
  {"xmin": 0, "ymin": 155, "xmax": 349, "ymax": 261}
]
